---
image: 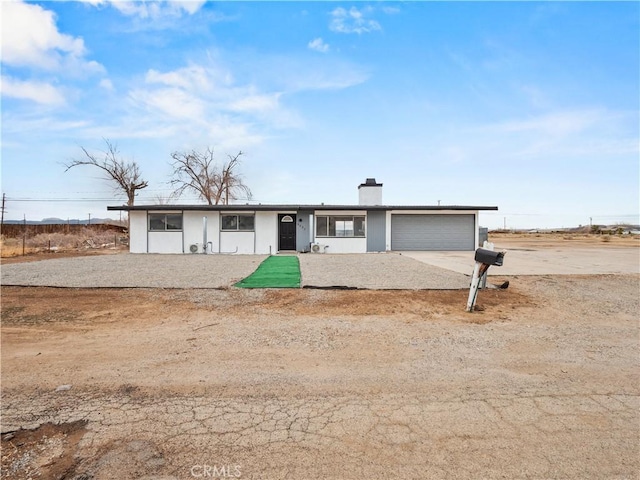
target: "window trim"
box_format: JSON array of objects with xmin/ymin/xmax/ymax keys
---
[
  {"xmin": 148, "ymin": 213, "xmax": 183, "ymax": 232},
  {"xmin": 220, "ymin": 213, "xmax": 255, "ymax": 232},
  {"xmin": 315, "ymin": 215, "xmax": 366, "ymax": 238}
]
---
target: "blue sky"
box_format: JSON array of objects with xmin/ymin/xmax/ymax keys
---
[{"xmin": 1, "ymin": 1, "xmax": 638, "ymax": 229}]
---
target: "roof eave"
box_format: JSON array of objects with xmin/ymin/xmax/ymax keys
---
[{"xmin": 107, "ymin": 204, "xmax": 499, "ymax": 212}]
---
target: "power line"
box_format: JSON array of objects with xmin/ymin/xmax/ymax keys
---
[{"xmin": 483, "ymin": 212, "xmax": 639, "ymax": 218}]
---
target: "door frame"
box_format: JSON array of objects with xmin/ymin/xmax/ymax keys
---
[{"xmin": 278, "ymin": 213, "xmax": 297, "ymax": 251}]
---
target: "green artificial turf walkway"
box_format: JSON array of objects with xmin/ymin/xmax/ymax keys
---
[{"xmin": 235, "ymin": 255, "xmax": 301, "ymax": 288}]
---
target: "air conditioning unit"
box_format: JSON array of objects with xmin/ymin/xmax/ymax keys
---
[
  {"xmin": 189, "ymin": 243, "xmax": 202, "ymax": 254},
  {"xmin": 310, "ymin": 243, "xmax": 326, "ymax": 254}
]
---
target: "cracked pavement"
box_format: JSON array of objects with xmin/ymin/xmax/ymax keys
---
[{"xmin": 2, "ymin": 274, "xmax": 639, "ymax": 479}]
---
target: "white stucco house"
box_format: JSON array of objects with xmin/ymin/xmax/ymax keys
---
[{"xmin": 107, "ymin": 179, "xmax": 498, "ymax": 254}]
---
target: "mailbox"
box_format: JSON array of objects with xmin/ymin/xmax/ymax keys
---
[{"xmin": 474, "ymin": 248, "xmax": 504, "ymax": 266}]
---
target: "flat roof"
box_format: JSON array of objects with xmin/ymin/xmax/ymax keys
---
[{"xmin": 108, "ymin": 204, "xmax": 498, "ymax": 212}]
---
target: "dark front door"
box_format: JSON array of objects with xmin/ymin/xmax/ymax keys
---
[{"xmin": 278, "ymin": 214, "xmax": 296, "ymax": 251}]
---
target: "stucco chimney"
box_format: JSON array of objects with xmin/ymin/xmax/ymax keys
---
[{"xmin": 358, "ymin": 178, "xmax": 383, "ymax": 205}]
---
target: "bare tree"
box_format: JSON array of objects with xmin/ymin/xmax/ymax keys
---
[
  {"xmin": 169, "ymin": 148, "xmax": 251, "ymax": 205},
  {"xmin": 153, "ymin": 192, "xmax": 179, "ymax": 205},
  {"xmin": 65, "ymin": 139, "xmax": 148, "ymax": 206},
  {"xmin": 219, "ymin": 152, "xmax": 252, "ymax": 204}
]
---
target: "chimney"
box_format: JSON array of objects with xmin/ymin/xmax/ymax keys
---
[{"xmin": 358, "ymin": 178, "xmax": 383, "ymax": 206}]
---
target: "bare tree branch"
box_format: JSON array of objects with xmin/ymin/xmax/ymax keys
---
[
  {"xmin": 221, "ymin": 152, "xmax": 252, "ymax": 205},
  {"xmin": 64, "ymin": 139, "xmax": 149, "ymax": 207},
  {"xmin": 169, "ymin": 148, "xmax": 251, "ymax": 205}
]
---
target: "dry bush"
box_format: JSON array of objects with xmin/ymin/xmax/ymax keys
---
[
  {"xmin": 0, "ymin": 236, "xmax": 37, "ymax": 257},
  {"xmin": 27, "ymin": 232, "xmax": 80, "ymax": 249},
  {"xmin": 1, "ymin": 228, "xmax": 125, "ymax": 257},
  {"xmin": 91, "ymin": 230, "xmax": 124, "ymax": 246},
  {"xmin": 27, "ymin": 229, "xmax": 123, "ymax": 249}
]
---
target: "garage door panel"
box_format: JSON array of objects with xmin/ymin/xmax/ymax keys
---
[{"xmin": 391, "ymin": 214, "xmax": 474, "ymax": 251}]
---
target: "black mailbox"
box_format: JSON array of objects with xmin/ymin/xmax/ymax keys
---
[{"xmin": 475, "ymin": 248, "xmax": 504, "ymax": 266}]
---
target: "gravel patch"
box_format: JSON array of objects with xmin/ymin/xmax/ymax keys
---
[
  {"xmin": 0, "ymin": 254, "xmax": 267, "ymax": 288},
  {"xmin": 299, "ymin": 253, "xmax": 470, "ymax": 289},
  {"xmin": 1, "ymin": 252, "xmax": 470, "ymax": 290}
]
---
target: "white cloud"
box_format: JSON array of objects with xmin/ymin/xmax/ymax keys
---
[
  {"xmin": 170, "ymin": 1, "xmax": 206, "ymax": 15},
  {"xmin": 0, "ymin": 75, "xmax": 65, "ymax": 105},
  {"xmin": 1, "ymin": 1, "xmax": 102, "ymax": 74},
  {"xmin": 129, "ymin": 86, "xmax": 205, "ymax": 120},
  {"xmin": 140, "ymin": 63, "xmax": 286, "ymax": 116},
  {"xmin": 78, "ymin": 0, "xmax": 206, "ymax": 19},
  {"xmin": 308, "ymin": 37, "xmax": 329, "ymax": 53},
  {"xmin": 125, "ymin": 61, "xmax": 294, "ymax": 145},
  {"xmin": 99, "ymin": 78, "xmax": 114, "ymax": 91},
  {"xmin": 145, "ymin": 65, "xmax": 219, "ymax": 90},
  {"xmin": 330, "ymin": 6, "xmax": 381, "ymax": 34},
  {"xmin": 473, "ymin": 109, "xmax": 639, "ymax": 159},
  {"xmin": 489, "ymin": 110, "xmax": 603, "ymax": 137},
  {"xmin": 382, "ymin": 6, "xmax": 400, "ymax": 15},
  {"xmin": 229, "ymin": 93, "xmax": 282, "ymax": 113},
  {"xmin": 242, "ymin": 53, "xmax": 369, "ymax": 92},
  {"xmin": 283, "ymin": 64, "xmax": 369, "ymax": 91}
]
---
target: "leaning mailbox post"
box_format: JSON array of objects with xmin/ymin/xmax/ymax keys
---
[{"xmin": 466, "ymin": 248, "xmax": 506, "ymax": 312}]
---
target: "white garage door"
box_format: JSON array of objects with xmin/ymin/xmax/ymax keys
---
[{"xmin": 391, "ymin": 214, "xmax": 475, "ymax": 251}]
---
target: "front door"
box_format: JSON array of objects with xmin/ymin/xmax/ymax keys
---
[{"xmin": 278, "ymin": 214, "xmax": 296, "ymax": 251}]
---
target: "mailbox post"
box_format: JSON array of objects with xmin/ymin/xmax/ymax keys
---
[{"xmin": 466, "ymin": 248, "xmax": 505, "ymax": 312}]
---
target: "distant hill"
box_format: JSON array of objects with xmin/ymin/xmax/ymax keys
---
[{"xmin": 2, "ymin": 218, "xmax": 121, "ymax": 226}]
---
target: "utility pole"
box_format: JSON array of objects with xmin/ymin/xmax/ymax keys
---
[
  {"xmin": 1, "ymin": 193, "xmax": 5, "ymax": 233},
  {"xmin": 23, "ymin": 214, "xmax": 26, "ymax": 256},
  {"xmin": 88, "ymin": 213, "xmax": 91, "ymax": 226},
  {"xmin": 503, "ymin": 217, "xmax": 506, "ymax": 230}
]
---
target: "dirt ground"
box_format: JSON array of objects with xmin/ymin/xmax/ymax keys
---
[
  {"xmin": 489, "ymin": 231, "xmax": 640, "ymax": 248},
  {"xmin": 1, "ymin": 233, "xmax": 639, "ymax": 479},
  {"xmin": 0, "ymin": 247, "xmax": 124, "ymax": 265}
]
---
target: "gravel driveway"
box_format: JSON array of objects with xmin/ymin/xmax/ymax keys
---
[
  {"xmin": 0, "ymin": 254, "xmax": 267, "ymax": 289},
  {"xmin": 300, "ymin": 253, "xmax": 470, "ymax": 289},
  {"xmin": 1, "ymin": 253, "xmax": 470, "ymax": 290}
]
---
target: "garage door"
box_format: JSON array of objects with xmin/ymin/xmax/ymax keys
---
[{"xmin": 391, "ymin": 214, "xmax": 475, "ymax": 251}]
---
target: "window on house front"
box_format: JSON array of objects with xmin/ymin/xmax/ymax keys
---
[
  {"xmin": 221, "ymin": 214, "xmax": 255, "ymax": 231},
  {"xmin": 316, "ymin": 216, "xmax": 365, "ymax": 237},
  {"xmin": 149, "ymin": 213, "xmax": 183, "ymax": 231}
]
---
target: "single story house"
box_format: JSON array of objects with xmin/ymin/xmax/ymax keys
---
[{"xmin": 107, "ymin": 179, "xmax": 498, "ymax": 254}]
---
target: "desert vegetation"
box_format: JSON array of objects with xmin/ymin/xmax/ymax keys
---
[{"xmin": 0, "ymin": 226, "xmax": 126, "ymax": 258}]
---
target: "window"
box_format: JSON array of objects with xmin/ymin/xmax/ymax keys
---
[
  {"xmin": 149, "ymin": 213, "xmax": 183, "ymax": 231},
  {"xmin": 316, "ymin": 216, "xmax": 365, "ymax": 237},
  {"xmin": 221, "ymin": 214, "xmax": 255, "ymax": 231}
]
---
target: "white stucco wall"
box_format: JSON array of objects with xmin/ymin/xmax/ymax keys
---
[
  {"xmin": 358, "ymin": 186, "xmax": 382, "ymax": 205},
  {"xmin": 148, "ymin": 231, "xmax": 183, "ymax": 253},
  {"xmin": 220, "ymin": 232, "xmax": 255, "ymax": 254},
  {"xmin": 321, "ymin": 237, "xmax": 367, "ymax": 254},
  {"xmin": 183, "ymin": 211, "xmax": 220, "ymax": 253},
  {"xmin": 254, "ymin": 211, "xmax": 278, "ymax": 254},
  {"xmin": 135, "ymin": 210, "xmax": 276, "ymax": 254},
  {"xmin": 129, "ymin": 211, "xmax": 148, "ymax": 253}
]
